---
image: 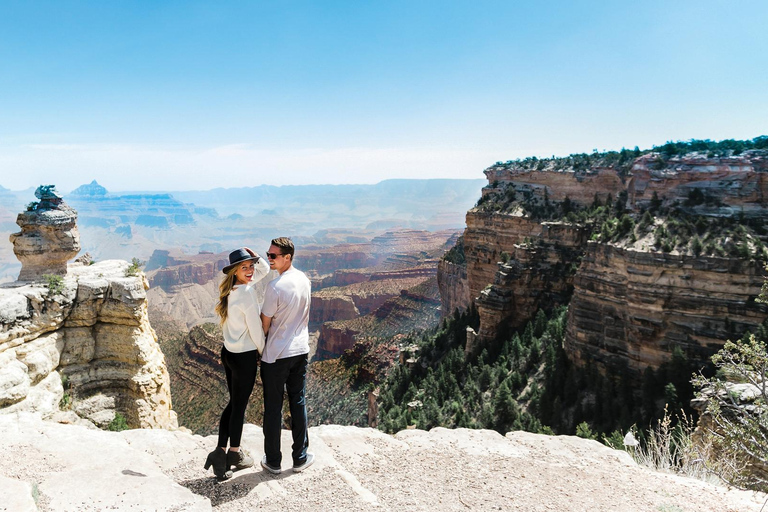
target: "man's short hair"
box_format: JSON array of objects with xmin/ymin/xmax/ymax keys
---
[{"xmin": 271, "ymin": 237, "xmax": 295, "ymax": 259}]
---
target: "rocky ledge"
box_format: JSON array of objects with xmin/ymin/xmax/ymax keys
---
[
  {"xmin": 0, "ymin": 260, "xmax": 176, "ymax": 429},
  {"xmin": 0, "ymin": 412, "xmax": 763, "ymax": 511}
]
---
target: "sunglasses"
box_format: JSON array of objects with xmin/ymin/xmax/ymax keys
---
[{"xmin": 266, "ymin": 252, "xmax": 284, "ymax": 259}]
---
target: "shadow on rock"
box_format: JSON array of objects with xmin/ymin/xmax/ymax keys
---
[{"xmin": 180, "ymin": 469, "xmax": 288, "ymax": 506}]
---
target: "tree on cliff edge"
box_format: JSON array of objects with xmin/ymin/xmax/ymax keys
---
[{"xmin": 692, "ymin": 270, "xmax": 768, "ymax": 491}]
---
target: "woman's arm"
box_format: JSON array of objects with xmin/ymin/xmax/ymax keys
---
[{"xmin": 244, "ymin": 247, "xmax": 270, "ymax": 282}]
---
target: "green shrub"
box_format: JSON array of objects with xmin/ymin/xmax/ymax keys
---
[
  {"xmin": 575, "ymin": 421, "xmax": 597, "ymax": 440},
  {"xmin": 108, "ymin": 412, "xmax": 129, "ymax": 432},
  {"xmin": 443, "ymin": 237, "xmax": 466, "ymax": 265},
  {"xmin": 42, "ymin": 274, "xmax": 65, "ymax": 296},
  {"xmin": 602, "ymin": 429, "xmax": 626, "ymax": 450},
  {"xmin": 690, "ymin": 236, "xmax": 703, "ymax": 256},
  {"xmin": 125, "ymin": 258, "xmax": 144, "ymax": 277}
]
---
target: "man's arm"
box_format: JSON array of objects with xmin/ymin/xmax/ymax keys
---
[{"xmin": 261, "ymin": 313, "xmax": 272, "ymax": 336}]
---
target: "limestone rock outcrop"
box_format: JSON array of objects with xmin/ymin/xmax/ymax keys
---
[
  {"xmin": 9, "ymin": 185, "xmax": 80, "ymax": 281},
  {"xmin": 0, "ymin": 412, "xmax": 763, "ymax": 511},
  {"xmin": 0, "ymin": 260, "xmax": 177, "ymax": 429}
]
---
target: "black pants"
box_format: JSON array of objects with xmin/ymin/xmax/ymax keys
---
[
  {"xmin": 261, "ymin": 353, "xmax": 309, "ymax": 467},
  {"xmin": 217, "ymin": 346, "xmax": 260, "ymax": 448}
]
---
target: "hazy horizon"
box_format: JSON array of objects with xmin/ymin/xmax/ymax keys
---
[{"xmin": 0, "ymin": 177, "xmax": 486, "ymax": 195}]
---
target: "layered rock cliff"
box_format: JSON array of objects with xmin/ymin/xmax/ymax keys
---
[
  {"xmin": 10, "ymin": 186, "xmax": 80, "ymax": 281},
  {"xmin": 565, "ymin": 244, "xmax": 767, "ymax": 382},
  {"xmin": 0, "ymin": 260, "xmax": 177, "ymax": 429},
  {"xmin": 441, "ymin": 145, "xmax": 768, "ymax": 377}
]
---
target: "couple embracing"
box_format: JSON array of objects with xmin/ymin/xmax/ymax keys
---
[{"xmin": 204, "ymin": 237, "xmax": 313, "ymax": 480}]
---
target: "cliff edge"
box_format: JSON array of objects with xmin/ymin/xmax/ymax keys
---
[
  {"xmin": 0, "ymin": 260, "xmax": 177, "ymax": 429},
  {"xmin": 0, "ymin": 412, "xmax": 763, "ymax": 511}
]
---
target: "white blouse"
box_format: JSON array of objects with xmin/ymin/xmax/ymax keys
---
[{"xmin": 222, "ymin": 256, "xmax": 270, "ymax": 353}]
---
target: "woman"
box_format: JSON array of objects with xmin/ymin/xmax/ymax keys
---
[{"xmin": 204, "ymin": 247, "xmax": 270, "ymax": 480}]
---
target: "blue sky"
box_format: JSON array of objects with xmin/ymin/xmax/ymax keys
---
[{"xmin": 1, "ymin": 0, "xmax": 766, "ymax": 191}]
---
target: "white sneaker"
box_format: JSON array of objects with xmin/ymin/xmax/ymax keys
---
[{"xmin": 292, "ymin": 453, "xmax": 315, "ymax": 473}]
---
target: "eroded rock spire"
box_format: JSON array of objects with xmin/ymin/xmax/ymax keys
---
[{"xmin": 9, "ymin": 184, "xmax": 81, "ymax": 281}]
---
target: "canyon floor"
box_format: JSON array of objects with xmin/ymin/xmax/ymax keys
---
[{"xmin": 0, "ymin": 412, "xmax": 764, "ymax": 512}]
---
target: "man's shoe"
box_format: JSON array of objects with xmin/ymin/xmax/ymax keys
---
[
  {"xmin": 292, "ymin": 453, "xmax": 315, "ymax": 473},
  {"xmin": 227, "ymin": 448, "xmax": 254, "ymax": 471},
  {"xmin": 261, "ymin": 455, "xmax": 282, "ymax": 475}
]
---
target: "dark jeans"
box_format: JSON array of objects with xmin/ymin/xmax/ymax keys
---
[
  {"xmin": 217, "ymin": 346, "xmax": 260, "ymax": 448},
  {"xmin": 260, "ymin": 353, "xmax": 309, "ymax": 467}
]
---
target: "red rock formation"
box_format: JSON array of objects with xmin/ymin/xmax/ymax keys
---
[
  {"xmin": 298, "ymin": 244, "xmax": 380, "ymax": 275},
  {"xmin": 310, "ymin": 295, "xmax": 359, "ymax": 323},
  {"xmin": 149, "ymin": 260, "xmax": 225, "ymax": 289},
  {"xmin": 311, "ymin": 278, "xmax": 430, "ymax": 327},
  {"xmin": 313, "ymin": 269, "xmax": 371, "ymax": 289},
  {"xmin": 318, "ymin": 323, "xmax": 359, "ymax": 356},
  {"xmin": 484, "ymin": 166, "xmax": 625, "ymax": 205},
  {"xmin": 628, "ymin": 152, "xmax": 768, "ymax": 216}
]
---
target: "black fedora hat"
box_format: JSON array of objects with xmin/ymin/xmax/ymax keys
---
[{"xmin": 222, "ymin": 248, "xmax": 260, "ymax": 274}]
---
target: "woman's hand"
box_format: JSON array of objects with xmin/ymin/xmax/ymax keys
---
[{"xmin": 244, "ymin": 247, "xmax": 259, "ymax": 260}]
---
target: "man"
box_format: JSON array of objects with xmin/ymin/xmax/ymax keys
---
[{"xmin": 260, "ymin": 237, "xmax": 314, "ymax": 474}]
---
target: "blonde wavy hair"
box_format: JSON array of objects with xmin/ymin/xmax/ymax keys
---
[{"xmin": 215, "ymin": 265, "xmax": 240, "ymax": 324}]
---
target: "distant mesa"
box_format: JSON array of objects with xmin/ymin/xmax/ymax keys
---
[
  {"xmin": 70, "ymin": 180, "xmax": 108, "ymax": 197},
  {"xmin": 227, "ymin": 213, "xmax": 245, "ymax": 220},
  {"xmin": 115, "ymin": 225, "xmax": 132, "ymax": 238}
]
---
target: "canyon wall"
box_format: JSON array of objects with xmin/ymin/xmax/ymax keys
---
[
  {"xmin": 441, "ymin": 149, "xmax": 768, "ymax": 374},
  {"xmin": 436, "ymin": 259, "xmax": 469, "ymax": 317},
  {"xmin": 628, "ymin": 153, "xmax": 768, "ymax": 216},
  {"xmin": 566, "ymin": 244, "xmax": 767, "ymax": 380},
  {"xmin": 317, "ymin": 278, "xmax": 442, "ymax": 357},
  {"xmin": 474, "ymin": 222, "xmax": 589, "ymax": 343}
]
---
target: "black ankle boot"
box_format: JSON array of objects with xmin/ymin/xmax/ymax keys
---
[
  {"xmin": 227, "ymin": 448, "xmax": 254, "ymax": 471},
  {"xmin": 204, "ymin": 448, "xmax": 233, "ymax": 481}
]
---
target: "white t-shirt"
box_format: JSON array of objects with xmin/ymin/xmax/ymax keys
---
[
  {"xmin": 261, "ymin": 266, "xmax": 311, "ymax": 364},
  {"xmin": 222, "ymin": 256, "xmax": 270, "ymax": 353}
]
